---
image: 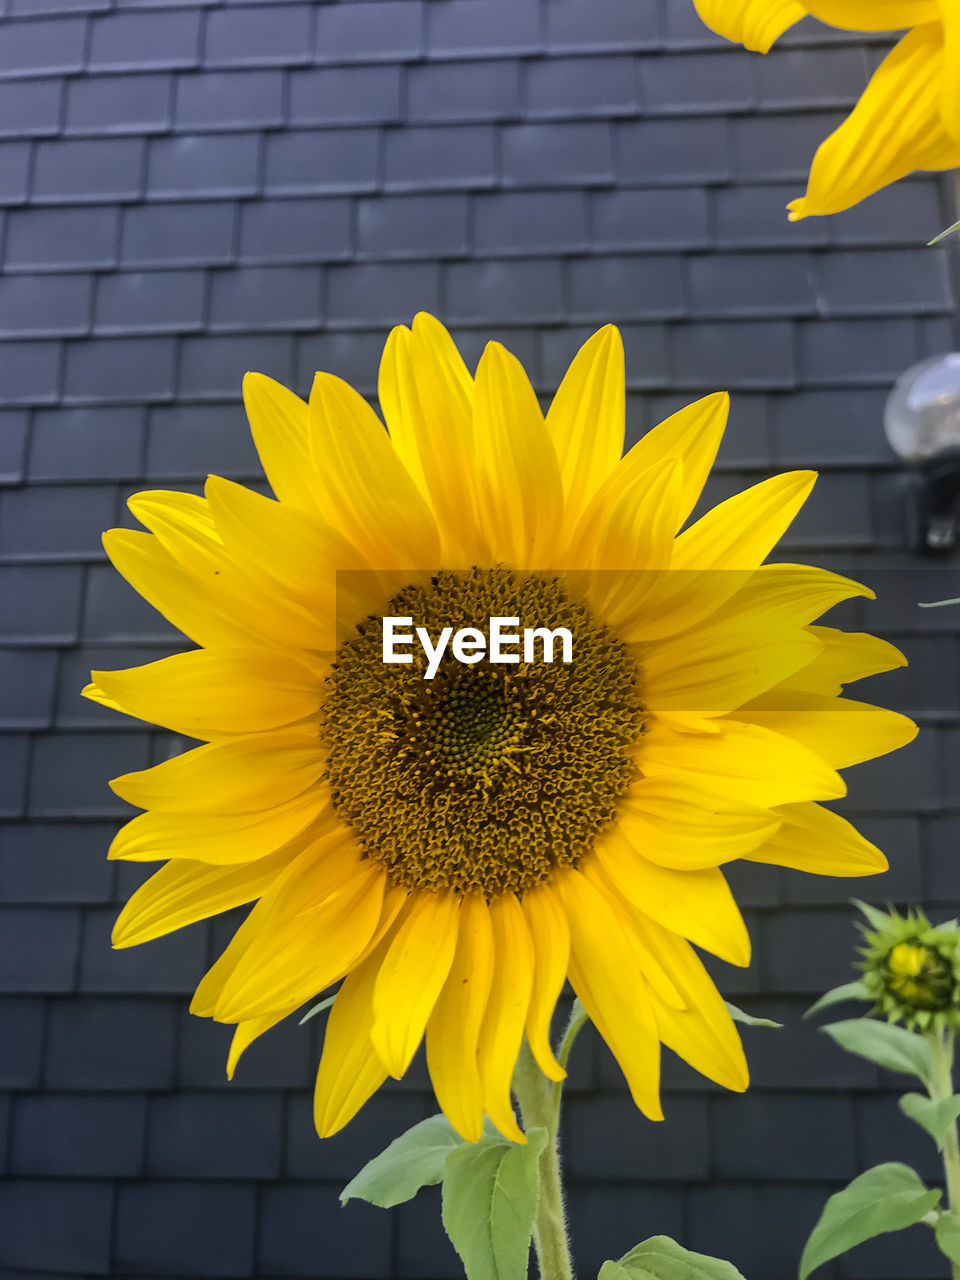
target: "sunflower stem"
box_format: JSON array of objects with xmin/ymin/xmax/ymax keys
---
[
  {"xmin": 513, "ymin": 1010, "xmax": 586, "ymax": 1280},
  {"xmin": 928, "ymin": 1029, "xmax": 960, "ymax": 1279}
]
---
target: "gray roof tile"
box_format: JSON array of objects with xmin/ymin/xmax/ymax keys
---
[
  {"xmin": 407, "ymin": 59, "xmax": 520, "ymax": 123},
  {"xmin": 525, "ymin": 55, "xmax": 637, "ymax": 120},
  {"xmin": 568, "ymin": 254, "xmax": 686, "ymax": 321},
  {"xmin": 11, "ymin": 1094, "xmax": 147, "ymax": 1176},
  {"xmin": 5, "ymin": 206, "xmax": 120, "ymax": 272},
  {"xmin": 316, "ymin": 1, "xmax": 423, "ymax": 64},
  {"xmin": 121, "ymin": 200, "xmax": 236, "ymax": 267},
  {"xmin": 544, "ymin": 0, "xmax": 658, "ymax": 54},
  {"xmin": 638, "ymin": 51, "xmax": 754, "ymax": 114},
  {"xmin": 259, "ymin": 1185, "xmax": 392, "ymax": 1279},
  {"xmin": 445, "ymin": 258, "xmax": 565, "ymax": 324},
  {"xmin": 326, "ymin": 261, "xmax": 441, "ymax": 327},
  {"xmin": 0, "ymin": 17, "xmax": 86, "ymax": 79},
  {"xmin": 263, "ymin": 127, "xmax": 380, "ymax": 195},
  {"xmin": 0, "ymin": 650, "xmax": 58, "ymax": 728},
  {"xmin": 147, "ymin": 1093, "xmax": 283, "ymax": 1178},
  {"xmin": 0, "ymin": 821, "xmax": 114, "ymax": 903},
  {"xmin": 178, "ymin": 332, "xmax": 295, "ymax": 398},
  {"xmin": 31, "ymin": 138, "xmax": 145, "ymax": 204},
  {"xmin": 0, "ymin": 340, "xmax": 62, "ymax": 405},
  {"xmin": 63, "ymin": 336, "xmax": 177, "ymax": 403},
  {"xmin": 502, "ymin": 122, "xmax": 614, "ymax": 188},
  {"xmin": 356, "ymin": 192, "xmax": 469, "ymax": 259},
  {"xmin": 87, "ymin": 9, "xmax": 202, "ymax": 71},
  {"xmin": 618, "ymin": 118, "xmax": 730, "ymax": 186},
  {"xmin": 0, "ymin": 77, "xmax": 63, "ymax": 137},
  {"xmin": 174, "ymin": 69, "xmax": 284, "ymax": 132},
  {"xmin": 204, "ymin": 4, "xmax": 313, "ymax": 68},
  {"xmin": 0, "ymin": 907, "xmax": 82, "ymax": 992},
  {"xmin": 0, "ymin": 735, "xmax": 30, "ymax": 818},
  {"xmin": 147, "ymin": 132, "xmax": 262, "ymax": 198},
  {"xmin": 115, "ymin": 1182, "xmax": 256, "ymax": 1278},
  {"xmin": 813, "ymin": 248, "xmax": 953, "ymax": 315},
  {"xmin": 238, "ymin": 195, "xmax": 352, "ymax": 263},
  {"xmin": 0, "ymin": 1180, "xmax": 113, "ymax": 1274},
  {"xmin": 0, "ymin": 413, "xmax": 28, "ymax": 485},
  {"xmin": 0, "ymin": 142, "xmax": 32, "ymax": 204},
  {"xmin": 473, "ymin": 190, "xmax": 588, "ymax": 255},
  {"xmin": 755, "ymin": 45, "xmax": 868, "ymax": 110},
  {"xmin": 0, "ymin": 274, "xmax": 93, "ymax": 339},
  {"xmin": 383, "ymin": 123, "xmax": 496, "ymax": 191},
  {"xmin": 94, "ymin": 269, "xmax": 207, "ymax": 335},
  {"xmin": 79, "ymin": 905, "xmax": 207, "ymax": 991},
  {"xmin": 146, "ymin": 402, "xmax": 260, "ymax": 480},
  {"xmin": 688, "ymin": 251, "xmax": 814, "ymax": 317},
  {"xmin": 65, "ymin": 72, "xmax": 174, "ymax": 136},
  {"xmin": 427, "ymin": 0, "xmax": 540, "ymax": 58},
  {"xmin": 290, "ymin": 64, "xmax": 403, "ymax": 126},
  {"xmin": 590, "ymin": 188, "xmax": 710, "ymax": 250},
  {"xmin": 208, "ymin": 265, "xmax": 323, "ymax": 331},
  {"xmin": 0, "ymin": 998, "xmax": 45, "ymax": 1088}
]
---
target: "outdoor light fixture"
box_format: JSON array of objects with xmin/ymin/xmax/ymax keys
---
[{"xmin": 885, "ymin": 352, "xmax": 960, "ymax": 554}]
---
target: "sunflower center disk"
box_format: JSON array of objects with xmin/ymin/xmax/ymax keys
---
[{"xmin": 323, "ymin": 567, "xmax": 644, "ymax": 896}]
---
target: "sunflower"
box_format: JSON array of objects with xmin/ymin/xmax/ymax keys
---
[
  {"xmin": 692, "ymin": 0, "xmax": 960, "ymax": 219},
  {"xmin": 87, "ymin": 315, "xmax": 916, "ymax": 1143}
]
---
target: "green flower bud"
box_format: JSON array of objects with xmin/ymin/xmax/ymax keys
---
[{"xmin": 856, "ymin": 903, "xmax": 960, "ymax": 1034}]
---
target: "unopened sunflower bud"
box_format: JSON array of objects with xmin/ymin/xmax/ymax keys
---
[{"xmin": 857, "ymin": 904, "xmax": 960, "ymax": 1033}]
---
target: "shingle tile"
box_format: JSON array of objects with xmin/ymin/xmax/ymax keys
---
[
  {"xmin": 259, "ymin": 1185, "xmax": 392, "ymax": 1279},
  {"xmin": 525, "ymin": 55, "xmax": 636, "ymax": 119},
  {"xmin": 239, "ymin": 196, "xmax": 352, "ymax": 263},
  {"xmin": 83, "ymin": 564, "xmax": 183, "ymax": 642},
  {"xmin": 316, "ymin": 2, "xmax": 423, "ymax": 63},
  {"xmin": 0, "ymin": 78, "xmax": 62, "ymax": 137},
  {"xmin": 95, "ymin": 270, "xmax": 207, "ymax": 334},
  {"xmin": 0, "ymin": 143, "xmax": 31, "ymax": 204},
  {"xmin": 0, "ymin": 650, "xmax": 57, "ymax": 728},
  {"xmin": 407, "ymin": 59, "xmax": 520, "ymax": 122},
  {"xmin": 0, "ymin": 907, "xmax": 81, "ymax": 993},
  {"xmin": 66, "ymin": 73, "xmax": 173, "ymax": 136},
  {"xmin": 0, "ymin": 822, "xmax": 115, "ymax": 904},
  {"xmin": 291, "ymin": 65, "xmax": 401, "ymax": 128},
  {"xmin": 176, "ymin": 69, "xmax": 284, "ymax": 130},
  {"xmin": 88, "ymin": 10, "xmax": 202, "ymax": 71},
  {"xmin": 427, "ymin": 0, "xmax": 539, "ymax": 58},
  {"xmin": 45, "ymin": 996, "xmax": 177, "ymax": 1089},
  {"xmin": 12, "ymin": 1094, "xmax": 147, "ymax": 1176},
  {"xmin": 0, "ymin": 1181, "xmax": 113, "ymax": 1275},
  {"xmin": 179, "ymin": 1002, "xmax": 313, "ymax": 1089},
  {"xmin": 714, "ymin": 183, "xmax": 830, "ymax": 248},
  {"xmin": 0, "ymin": 275, "xmax": 91, "ymax": 340},
  {"xmin": 0, "ymin": 414, "xmax": 28, "ymax": 485},
  {"xmin": 116, "ymin": 1183, "xmax": 256, "ymax": 1278},
  {"xmin": 148, "ymin": 1093, "xmax": 283, "ymax": 1177},
  {"xmin": 756, "ymin": 46, "xmax": 868, "ymax": 109},
  {"xmin": 0, "ymin": 18, "xmax": 86, "ymax": 79},
  {"xmin": 5, "ymin": 207, "xmax": 119, "ymax": 272},
  {"xmin": 813, "ymin": 248, "xmax": 952, "ymax": 314},
  {"xmin": 0, "ymin": 999, "xmax": 45, "ymax": 1088},
  {"xmin": 502, "ymin": 122, "xmax": 613, "ymax": 187},
  {"xmin": 569, "ymin": 254, "xmax": 685, "ymax": 320},
  {"xmin": 63, "ymin": 337, "xmax": 177, "ymax": 403},
  {"xmin": 178, "ymin": 333, "xmax": 294, "ymax": 398},
  {"xmin": 0, "ymin": 341, "xmax": 61, "ymax": 405},
  {"xmin": 639, "ymin": 50, "xmax": 753, "ymax": 113},
  {"xmin": 474, "ymin": 191, "xmax": 588, "ymax": 255},
  {"xmin": 567, "ymin": 1095, "xmax": 709, "ymax": 1179},
  {"xmin": 384, "ymin": 124, "xmax": 495, "ymax": 191},
  {"xmin": 714, "ymin": 1093, "xmax": 857, "ymax": 1179},
  {"xmin": 32, "ymin": 138, "xmax": 144, "ymax": 204},
  {"xmin": 11, "ymin": 0, "xmax": 108, "ymax": 10},
  {"xmin": 0, "ymin": 486, "xmax": 117, "ymax": 563},
  {"xmin": 326, "ymin": 262, "xmax": 440, "ymax": 327},
  {"xmin": 0, "ymin": 565, "xmax": 84, "ymax": 645},
  {"xmin": 0, "ymin": 738, "xmax": 29, "ymax": 819},
  {"xmin": 209, "ymin": 266, "xmax": 322, "ymax": 331},
  {"xmin": 799, "ymin": 317, "xmax": 921, "ymax": 385},
  {"xmin": 618, "ymin": 118, "xmax": 729, "ymax": 185},
  {"xmin": 446, "ymin": 259, "xmax": 564, "ymax": 323},
  {"xmin": 732, "ymin": 111, "xmax": 844, "ymax": 182},
  {"xmin": 566, "ymin": 1187, "xmax": 684, "ymax": 1280},
  {"xmin": 542, "ymin": 322, "xmax": 668, "ymax": 390},
  {"xmin": 286, "ymin": 1092, "xmax": 425, "ymax": 1180},
  {"xmin": 205, "ymin": 5, "xmax": 312, "ymax": 69},
  {"xmin": 590, "ymin": 189, "xmax": 710, "ymax": 249},
  {"xmin": 29, "ymin": 730, "xmax": 148, "ymax": 818},
  {"xmin": 148, "ymin": 133, "xmax": 261, "ymax": 198},
  {"xmin": 264, "ymin": 128, "xmax": 379, "ymax": 195},
  {"xmin": 296, "ymin": 329, "xmax": 388, "ymax": 396},
  {"xmin": 825, "ymin": 178, "xmax": 945, "ymax": 246},
  {"xmin": 30, "ymin": 406, "xmax": 144, "ymax": 483},
  {"xmin": 545, "ymin": 0, "xmax": 658, "ymax": 53},
  {"xmin": 146, "ymin": 403, "xmax": 261, "ymax": 479},
  {"xmin": 357, "ymin": 193, "xmax": 469, "ymax": 260},
  {"xmin": 670, "ymin": 321, "xmax": 796, "ymax": 389},
  {"xmin": 688, "ymin": 252, "xmax": 814, "ymax": 317},
  {"xmin": 79, "ymin": 906, "xmax": 207, "ymax": 993},
  {"xmin": 122, "ymin": 201, "xmax": 236, "ymax": 267}
]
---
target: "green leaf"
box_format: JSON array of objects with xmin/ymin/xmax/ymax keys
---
[
  {"xmin": 820, "ymin": 1018, "xmax": 934, "ymax": 1084},
  {"xmin": 341, "ymin": 1114, "xmax": 465, "ymax": 1209},
  {"xmin": 935, "ymin": 1212, "xmax": 960, "ymax": 1263},
  {"xmin": 850, "ymin": 898, "xmax": 892, "ymax": 932},
  {"xmin": 441, "ymin": 1125, "xmax": 548, "ymax": 1280},
  {"xmin": 799, "ymin": 1163, "xmax": 942, "ymax": 1279},
  {"xmin": 724, "ymin": 1001, "xmax": 781, "ymax": 1029},
  {"xmin": 598, "ymin": 1234, "xmax": 747, "ymax": 1279},
  {"xmin": 929, "ymin": 219, "xmax": 960, "ymax": 246},
  {"xmin": 899, "ymin": 1093, "xmax": 960, "ymax": 1150},
  {"xmin": 298, "ymin": 993, "xmax": 337, "ymax": 1025},
  {"xmin": 804, "ymin": 981, "xmax": 872, "ymax": 1020}
]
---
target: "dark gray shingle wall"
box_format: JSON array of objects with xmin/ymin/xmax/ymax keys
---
[{"xmin": 1, "ymin": 1, "xmax": 959, "ymax": 1277}]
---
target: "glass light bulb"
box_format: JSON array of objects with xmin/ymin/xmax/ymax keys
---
[{"xmin": 885, "ymin": 353, "xmax": 960, "ymax": 462}]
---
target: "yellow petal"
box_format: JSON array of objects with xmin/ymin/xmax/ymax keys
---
[
  {"xmin": 617, "ymin": 776, "xmax": 781, "ymax": 869},
  {"xmin": 805, "ymin": 0, "xmax": 939, "ymax": 30},
  {"xmin": 788, "ymin": 25, "xmax": 960, "ymax": 221},
  {"xmin": 378, "ymin": 316, "xmax": 485, "ymax": 566},
  {"xmin": 941, "ymin": 0, "xmax": 960, "ymax": 142},
  {"xmin": 426, "ymin": 894, "xmax": 495, "ymax": 1142},
  {"xmin": 553, "ymin": 870, "xmax": 663, "ymax": 1121},
  {"xmin": 643, "ymin": 920, "xmax": 749, "ymax": 1092},
  {"xmin": 693, "ymin": 0, "xmax": 805, "ymax": 52},
  {"xmin": 112, "ymin": 847, "xmax": 295, "ymax": 947},
  {"xmin": 473, "ymin": 342, "xmax": 564, "ymax": 569},
  {"xmin": 477, "ymin": 894, "xmax": 534, "ymax": 1144},
  {"xmin": 314, "ymin": 936, "xmax": 392, "ymax": 1137},
  {"xmin": 747, "ymin": 800, "xmax": 887, "ymax": 875},
  {"xmin": 243, "ymin": 372, "xmax": 320, "ymax": 512},
  {"xmin": 703, "ymin": 564, "xmax": 874, "ymax": 631},
  {"xmin": 215, "ymin": 863, "xmax": 385, "ymax": 1023},
  {"xmin": 640, "ymin": 717, "xmax": 846, "ymax": 805},
  {"xmin": 546, "ymin": 325, "xmax": 625, "ymax": 533},
  {"xmin": 309, "ymin": 371, "xmax": 441, "ymax": 571},
  {"xmin": 672, "ymin": 471, "xmax": 817, "ymax": 572},
  {"xmin": 227, "ymin": 1009, "xmax": 292, "ymax": 1080},
  {"xmin": 110, "ymin": 734, "xmax": 324, "ymax": 814},
  {"xmin": 734, "ymin": 691, "xmax": 918, "ymax": 769},
  {"xmin": 593, "ymin": 829, "xmax": 751, "ymax": 967},
  {"xmin": 88, "ymin": 648, "xmax": 322, "ymax": 738},
  {"xmin": 521, "ymin": 885, "xmax": 570, "ymax": 1083},
  {"xmin": 371, "ymin": 891, "xmax": 460, "ymax": 1078},
  {"xmin": 781, "ymin": 628, "xmax": 906, "ymax": 696},
  {"xmin": 109, "ymin": 792, "xmax": 330, "ymax": 864}
]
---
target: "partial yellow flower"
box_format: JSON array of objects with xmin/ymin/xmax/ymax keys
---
[
  {"xmin": 693, "ymin": 0, "xmax": 960, "ymax": 218},
  {"xmin": 88, "ymin": 315, "xmax": 916, "ymax": 1143}
]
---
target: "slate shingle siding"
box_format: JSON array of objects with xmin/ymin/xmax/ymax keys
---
[{"xmin": 0, "ymin": 2, "xmax": 958, "ymax": 1279}]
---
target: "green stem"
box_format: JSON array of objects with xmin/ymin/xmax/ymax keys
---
[
  {"xmin": 929, "ymin": 1029, "xmax": 960, "ymax": 1280},
  {"xmin": 512, "ymin": 1002, "xmax": 589, "ymax": 1280}
]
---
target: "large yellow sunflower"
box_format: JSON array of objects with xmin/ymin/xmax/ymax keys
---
[
  {"xmin": 693, "ymin": 0, "xmax": 960, "ymax": 219},
  {"xmin": 88, "ymin": 315, "xmax": 916, "ymax": 1144}
]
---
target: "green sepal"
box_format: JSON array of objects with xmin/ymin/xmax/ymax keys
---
[
  {"xmin": 341, "ymin": 1114, "xmax": 465, "ymax": 1209},
  {"xmin": 935, "ymin": 1212, "xmax": 960, "ymax": 1263},
  {"xmin": 929, "ymin": 220, "xmax": 960, "ymax": 246},
  {"xmin": 724, "ymin": 1001, "xmax": 781, "ymax": 1029},
  {"xmin": 598, "ymin": 1235, "xmax": 747, "ymax": 1279},
  {"xmin": 798, "ymin": 1162, "xmax": 942, "ymax": 1279},
  {"xmin": 441, "ymin": 1125, "xmax": 548, "ymax": 1280},
  {"xmin": 899, "ymin": 1093, "xmax": 960, "ymax": 1150},
  {"xmin": 820, "ymin": 1018, "xmax": 934, "ymax": 1085},
  {"xmin": 298, "ymin": 993, "xmax": 337, "ymax": 1026},
  {"xmin": 804, "ymin": 981, "xmax": 871, "ymax": 1021}
]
